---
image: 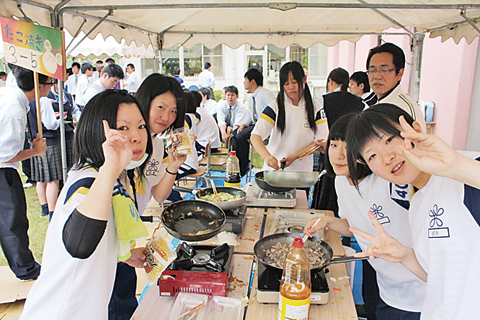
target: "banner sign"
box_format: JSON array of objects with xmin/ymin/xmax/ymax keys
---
[{"xmin": 0, "ymin": 17, "xmax": 66, "ymax": 80}]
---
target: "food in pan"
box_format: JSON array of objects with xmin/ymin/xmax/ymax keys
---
[
  {"xmin": 264, "ymin": 242, "xmax": 328, "ymax": 269},
  {"xmin": 200, "ymin": 192, "xmax": 241, "ymax": 202}
]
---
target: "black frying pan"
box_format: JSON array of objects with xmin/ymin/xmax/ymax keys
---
[
  {"xmin": 255, "ymin": 171, "xmax": 294, "ymax": 193},
  {"xmin": 161, "ymin": 200, "xmax": 226, "ymax": 241},
  {"xmin": 254, "ymin": 232, "xmax": 367, "ymax": 272}
]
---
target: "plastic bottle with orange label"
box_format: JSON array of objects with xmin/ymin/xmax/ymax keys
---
[{"xmin": 278, "ymin": 238, "xmax": 311, "ymax": 320}]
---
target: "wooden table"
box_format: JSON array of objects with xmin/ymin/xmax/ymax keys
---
[{"xmin": 132, "ymin": 191, "xmax": 357, "ymax": 319}]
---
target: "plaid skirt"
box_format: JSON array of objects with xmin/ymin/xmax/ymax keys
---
[{"xmin": 31, "ymin": 137, "xmax": 74, "ymax": 183}]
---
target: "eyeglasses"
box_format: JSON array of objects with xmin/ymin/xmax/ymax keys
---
[
  {"xmin": 366, "ymin": 68, "xmax": 397, "ymax": 76},
  {"xmin": 40, "ymin": 81, "xmax": 55, "ymax": 85}
]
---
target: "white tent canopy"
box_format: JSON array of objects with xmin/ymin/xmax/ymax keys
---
[
  {"xmin": 66, "ymin": 31, "xmax": 155, "ymax": 60},
  {"xmin": 0, "ymin": 28, "xmax": 155, "ymax": 59},
  {"xmin": 1, "ymin": 0, "xmax": 480, "ymax": 50}
]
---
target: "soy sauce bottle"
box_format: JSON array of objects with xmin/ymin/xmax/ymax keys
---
[
  {"xmin": 278, "ymin": 238, "xmax": 311, "ymax": 320},
  {"xmin": 224, "ymin": 151, "xmax": 241, "ymax": 188}
]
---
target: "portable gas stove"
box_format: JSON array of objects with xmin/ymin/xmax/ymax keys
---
[
  {"xmin": 244, "ymin": 182, "xmax": 296, "ymax": 208},
  {"xmin": 158, "ymin": 242, "xmax": 234, "ymax": 297},
  {"xmin": 222, "ymin": 204, "xmax": 246, "ymax": 234},
  {"xmin": 256, "ymin": 261, "xmax": 329, "ymax": 304},
  {"xmin": 257, "ymin": 209, "xmax": 329, "ymax": 304}
]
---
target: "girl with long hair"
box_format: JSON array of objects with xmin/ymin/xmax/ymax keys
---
[{"xmin": 251, "ymin": 61, "xmax": 328, "ymax": 171}]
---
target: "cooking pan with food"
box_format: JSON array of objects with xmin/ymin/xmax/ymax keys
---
[
  {"xmin": 173, "ymin": 186, "xmax": 246, "ymax": 210},
  {"xmin": 255, "ymin": 171, "xmax": 293, "ymax": 193},
  {"xmin": 161, "ymin": 200, "xmax": 226, "ymax": 241},
  {"xmin": 254, "ymin": 232, "xmax": 367, "ymax": 272},
  {"xmin": 263, "ymin": 169, "xmax": 326, "ymax": 188}
]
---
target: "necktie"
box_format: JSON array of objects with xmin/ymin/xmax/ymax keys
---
[
  {"xmin": 226, "ymin": 106, "xmax": 233, "ymax": 127},
  {"xmin": 252, "ymin": 96, "xmax": 257, "ymax": 123}
]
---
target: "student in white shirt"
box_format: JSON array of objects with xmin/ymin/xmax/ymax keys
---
[
  {"xmin": 75, "ymin": 62, "xmax": 94, "ymax": 110},
  {"xmin": 65, "ymin": 62, "xmax": 80, "ymax": 98},
  {"xmin": 217, "ymin": 85, "xmax": 248, "ymax": 143},
  {"xmin": 199, "ymin": 87, "xmax": 218, "ymax": 117},
  {"xmin": 251, "ymin": 61, "xmax": 328, "ymax": 172},
  {"xmin": 198, "ymin": 62, "xmax": 215, "ymax": 91},
  {"xmin": 21, "ymin": 90, "xmax": 152, "ymax": 319},
  {"xmin": 346, "ymin": 104, "xmax": 480, "ymax": 319},
  {"xmin": 123, "ymin": 63, "xmax": 140, "ymax": 94},
  {"xmin": 83, "ymin": 64, "xmax": 124, "ymax": 104},
  {"xmin": 306, "ymin": 113, "xmax": 425, "ymax": 319},
  {"xmin": 349, "ymin": 71, "xmax": 371, "ymax": 100}
]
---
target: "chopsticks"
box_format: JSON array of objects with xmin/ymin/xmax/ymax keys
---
[
  {"xmin": 209, "ymin": 179, "xmax": 222, "ymax": 202},
  {"xmin": 298, "ymin": 144, "xmax": 321, "ymax": 160},
  {"xmin": 302, "ymin": 217, "xmax": 322, "ymax": 243}
]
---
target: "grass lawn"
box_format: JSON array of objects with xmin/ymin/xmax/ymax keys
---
[{"xmin": 0, "ymin": 169, "xmax": 49, "ymax": 267}]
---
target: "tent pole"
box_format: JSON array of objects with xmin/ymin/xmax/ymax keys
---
[{"xmin": 408, "ymin": 31, "xmax": 425, "ymax": 103}]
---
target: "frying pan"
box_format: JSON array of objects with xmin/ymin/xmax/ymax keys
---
[
  {"xmin": 173, "ymin": 186, "xmax": 246, "ymax": 210},
  {"xmin": 263, "ymin": 170, "xmax": 326, "ymax": 188},
  {"xmin": 254, "ymin": 232, "xmax": 367, "ymax": 272},
  {"xmin": 255, "ymin": 171, "xmax": 293, "ymax": 193},
  {"xmin": 161, "ymin": 200, "xmax": 226, "ymax": 241}
]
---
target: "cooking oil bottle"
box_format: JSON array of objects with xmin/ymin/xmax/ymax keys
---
[
  {"xmin": 278, "ymin": 238, "xmax": 311, "ymax": 320},
  {"xmin": 225, "ymin": 151, "xmax": 241, "ymax": 188}
]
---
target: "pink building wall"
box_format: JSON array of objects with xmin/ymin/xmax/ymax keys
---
[
  {"xmin": 329, "ymin": 33, "xmax": 479, "ymax": 149},
  {"xmin": 418, "ymin": 36, "xmax": 478, "ymax": 149}
]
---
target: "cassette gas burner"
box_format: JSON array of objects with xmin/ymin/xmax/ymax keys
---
[{"xmin": 158, "ymin": 242, "xmax": 234, "ymax": 297}]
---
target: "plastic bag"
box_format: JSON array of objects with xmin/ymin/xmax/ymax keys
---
[
  {"xmin": 166, "ymin": 127, "xmax": 195, "ymax": 156},
  {"xmin": 144, "ymin": 236, "xmax": 177, "ymax": 285}
]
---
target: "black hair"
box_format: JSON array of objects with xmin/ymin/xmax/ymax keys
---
[
  {"xmin": 12, "ymin": 65, "xmax": 48, "ymax": 91},
  {"xmin": 225, "ymin": 85, "xmax": 238, "ymax": 96},
  {"xmin": 173, "ymin": 67, "xmax": 181, "ymax": 76},
  {"xmin": 324, "ymin": 113, "xmax": 372, "ymax": 179},
  {"xmin": 105, "ymin": 58, "xmax": 116, "ymax": 65},
  {"xmin": 204, "ymin": 62, "xmax": 211, "ymax": 69},
  {"xmin": 327, "ymin": 67, "xmax": 349, "ymax": 94},
  {"xmin": 127, "ymin": 63, "xmax": 135, "ymax": 70},
  {"xmin": 244, "ymin": 68, "xmax": 263, "ymax": 87},
  {"xmin": 350, "ymin": 71, "xmax": 370, "ymax": 93},
  {"xmin": 366, "ymin": 42, "xmax": 405, "ymax": 75},
  {"xmin": 346, "ymin": 103, "xmax": 415, "ymax": 188},
  {"xmin": 81, "ymin": 62, "xmax": 94, "ymax": 74},
  {"xmin": 135, "ymin": 73, "xmax": 186, "ymax": 132},
  {"xmin": 183, "ymin": 89, "xmax": 197, "ymax": 114},
  {"xmin": 71, "ymin": 62, "xmax": 81, "ymax": 69},
  {"xmin": 101, "ymin": 64, "xmax": 124, "ymax": 79},
  {"xmin": 96, "ymin": 60, "xmax": 103, "ymax": 64},
  {"xmin": 276, "ymin": 61, "xmax": 316, "ymax": 135},
  {"xmin": 73, "ymin": 89, "xmax": 152, "ymax": 174},
  {"xmin": 191, "ymin": 91, "xmax": 202, "ymax": 108},
  {"xmin": 198, "ymin": 87, "xmax": 210, "ymax": 98},
  {"xmin": 0, "ymin": 71, "xmax": 6, "ymax": 77}
]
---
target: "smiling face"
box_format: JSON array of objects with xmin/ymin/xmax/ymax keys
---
[
  {"xmin": 283, "ymin": 71, "xmax": 305, "ymax": 106},
  {"xmin": 149, "ymin": 91, "xmax": 178, "ymax": 134},
  {"xmin": 360, "ymin": 129, "xmax": 429, "ymax": 188},
  {"xmin": 328, "ymin": 139, "xmax": 349, "ymax": 176},
  {"xmin": 368, "ymin": 52, "xmax": 403, "ymax": 99},
  {"xmin": 116, "ymin": 103, "xmax": 148, "ymax": 161}
]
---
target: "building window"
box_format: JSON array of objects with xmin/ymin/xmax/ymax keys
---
[
  {"xmin": 184, "ymin": 45, "xmax": 202, "ymax": 77},
  {"xmin": 161, "ymin": 46, "xmax": 180, "ymax": 76},
  {"xmin": 309, "ymin": 44, "xmax": 328, "ymax": 78},
  {"xmin": 203, "ymin": 45, "xmax": 223, "ymax": 78},
  {"xmin": 289, "ymin": 45, "xmax": 308, "ymax": 68}
]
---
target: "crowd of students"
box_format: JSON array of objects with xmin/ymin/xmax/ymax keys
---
[{"xmin": 1, "ymin": 40, "xmax": 478, "ymax": 320}]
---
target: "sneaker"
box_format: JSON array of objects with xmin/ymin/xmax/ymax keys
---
[{"xmin": 23, "ymin": 182, "xmax": 34, "ymax": 188}]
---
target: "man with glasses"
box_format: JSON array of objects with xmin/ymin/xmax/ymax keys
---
[
  {"xmin": 0, "ymin": 65, "xmax": 48, "ymax": 280},
  {"xmin": 365, "ymin": 42, "xmax": 426, "ymax": 131}
]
